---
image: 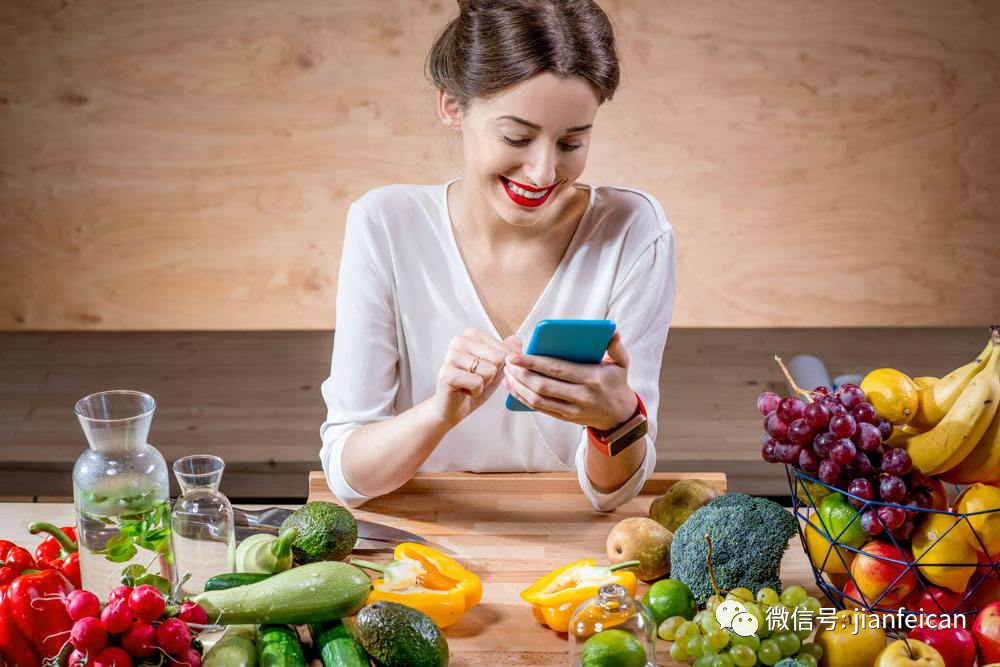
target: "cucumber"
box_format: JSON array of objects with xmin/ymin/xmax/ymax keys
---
[
  {"xmin": 257, "ymin": 625, "xmax": 306, "ymax": 667},
  {"xmin": 192, "ymin": 561, "xmax": 372, "ymax": 625},
  {"xmin": 311, "ymin": 621, "xmax": 369, "ymax": 667},
  {"xmin": 202, "ymin": 625, "xmax": 257, "ymax": 667},
  {"xmin": 204, "ymin": 572, "xmax": 274, "ymax": 592}
]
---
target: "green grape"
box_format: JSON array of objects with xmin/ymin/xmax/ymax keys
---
[
  {"xmin": 707, "ymin": 594, "xmax": 725, "ymax": 612},
  {"xmin": 799, "ymin": 596, "xmax": 822, "ymax": 615},
  {"xmin": 780, "ymin": 585, "xmax": 808, "ymax": 607},
  {"xmin": 658, "ymin": 616, "xmax": 686, "ymax": 641},
  {"xmin": 728, "ymin": 587, "xmax": 755, "ymax": 602},
  {"xmin": 708, "ymin": 629, "xmax": 730, "ymax": 651},
  {"xmin": 730, "ymin": 644, "xmax": 757, "ymax": 667},
  {"xmin": 799, "ymin": 642, "xmax": 824, "ymax": 659},
  {"xmin": 769, "ymin": 604, "xmax": 792, "ymax": 633},
  {"xmin": 774, "ymin": 631, "xmax": 801, "ymax": 656},
  {"xmin": 731, "ymin": 633, "xmax": 760, "ymax": 651},
  {"xmin": 694, "ymin": 656, "xmax": 715, "ymax": 667},
  {"xmin": 694, "ymin": 609, "xmax": 710, "ymax": 625},
  {"xmin": 795, "ymin": 625, "xmax": 812, "ymax": 640},
  {"xmin": 687, "ymin": 634, "xmax": 706, "ymax": 658},
  {"xmin": 702, "ymin": 634, "xmax": 722, "ymax": 656},
  {"xmin": 670, "ymin": 641, "xmax": 689, "ymax": 662},
  {"xmin": 713, "ymin": 654, "xmax": 735, "ymax": 667},
  {"xmin": 757, "ymin": 587, "xmax": 780, "ymax": 607},
  {"xmin": 796, "ymin": 654, "xmax": 818, "ymax": 667},
  {"xmin": 758, "ymin": 639, "xmax": 781, "ymax": 666},
  {"xmin": 677, "ymin": 621, "xmax": 700, "ymax": 643},
  {"xmin": 742, "ymin": 601, "xmax": 765, "ymax": 634},
  {"xmin": 701, "ymin": 614, "xmax": 722, "ymax": 633}
]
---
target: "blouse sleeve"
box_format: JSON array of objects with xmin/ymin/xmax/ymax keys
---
[
  {"xmin": 575, "ymin": 223, "xmax": 677, "ymax": 511},
  {"xmin": 319, "ymin": 201, "xmax": 399, "ymax": 508}
]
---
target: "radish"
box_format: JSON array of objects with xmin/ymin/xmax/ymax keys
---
[
  {"xmin": 108, "ymin": 585, "xmax": 133, "ymax": 603},
  {"xmin": 68, "ymin": 649, "xmax": 96, "ymax": 667},
  {"xmin": 155, "ymin": 618, "xmax": 192, "ymax": 654},
  {"xmin": 71, "ymin": 616, "xmax": 108, "ymax": 654},
  {"xmin": 94, "ymin": 647, "xmax": 133, "ymax": 667},
  {"xmin": 66, "ymin": 589, "xmax": 101, "ymax": 620},
  {"xmin": 178, "ymin": 601, "xmax": 208, "ymax": 626},
  {"xmin": 128, "ymin": 584, "xmax": 166, "ymax": 623},
  {"xmin": 172, "ymin": 647, "xmax": 202, "ymax": 667},
  {"xmin": 100, "ymin": 597, "xmax": 134, "ymax": 634},
  {"xmin": 120, "ymin": 622, "xmax": 156, "ymax": 658}
]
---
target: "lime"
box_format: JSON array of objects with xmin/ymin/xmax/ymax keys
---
[
  {"xmin": 581, "ymin": 629, "xmax": 647, "ymax": 667},
  {"xmin": 642, "ymin": 578, "xmax": 697, "ymax": 625},
  {"xmin": 817, "ymin": 493, "xmax": 867, "ymax": 548}
]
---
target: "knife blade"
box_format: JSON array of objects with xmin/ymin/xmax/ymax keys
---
[
  {"xmin": 234, "ymin": 525, "xmax": 397, "ymax": 552},
  {"xmin": 232, "ymin": 506, "xmax": 431, "ymax": 546}
]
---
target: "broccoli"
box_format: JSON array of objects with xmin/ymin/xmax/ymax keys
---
[
  {"xmin": 669, "ymin": 492, "xmax": 797, "ymax": 604},
  {"xmin": 774, "ymin": 659, "xmax": 811, "ymax": 667}
]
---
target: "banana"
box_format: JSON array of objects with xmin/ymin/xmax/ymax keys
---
[
  {"xmin": 899, "ymin": 335, "xmax": 1000, "ymax": 476},
  {"xmin": 913, "ymin": 376, "xmax": 939, "ymax": 389},
  {"xmin": 939, "ymin": 404, "xmax": 1000, "ymax": 484},
  {"xmin": 909, "ymin": 339, "xmax": 993, "ymax": 430}
]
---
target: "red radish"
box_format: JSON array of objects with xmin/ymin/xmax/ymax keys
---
[
  {"xmin": 172, "ymin": 647, "xmax": 202, "ymax": 667},
  {"xmin": 155, "ymin": 618, "xmax": 192, "ymax": 654},
  {"xmin": 66, "ymin": 589, "xmax": 101, "ymax": 620},
  {"xmin": 71, "ymin": 616, "xmax": 109, "ymax": 654},
  {"xmin": 120, "ymin": 622, "xmax": 156, "ymax": 658},
  {"xmin": 100, "ymin": 597, "xmax": 134, "ymax": 634},
  {"xmin": 108, "ymin": 585, "xmax": 133, "ymax": 603},
  {"xmin": 94, "ymin": 647, "xmax": 133, "ymax": 667},
  {"xmin": 178, "ymin": 601, "xmax": 209, "ymax": 626},
  {"xmin": 128, "ymin": 584, "xmax": 166, "ymax": 623},
  {"xmin": 68, "ymin": 649, "xmax": 96, "ymax": 667}
]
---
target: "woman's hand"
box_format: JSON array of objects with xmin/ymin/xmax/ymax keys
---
[
  {"xmin": 502, "ymin": 332, "xmax": 637, "ymax": 431},
  {"xmin": 431, "ymin": 328, "xmax": 521, "ymax": 427}
]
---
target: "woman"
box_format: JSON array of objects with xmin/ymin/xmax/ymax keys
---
[{"xmin": 320, "ymin": 0, "xmax": 676, "ymax": 511}]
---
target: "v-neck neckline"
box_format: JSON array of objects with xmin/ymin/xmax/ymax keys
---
[{"xmin": 441, "ymin": 178, "xmax": 596, "ymax": 340}]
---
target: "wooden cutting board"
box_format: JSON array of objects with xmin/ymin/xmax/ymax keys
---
[{"xmin": 306, "ymin": 470, "xmax": 819, "ymax": 666}]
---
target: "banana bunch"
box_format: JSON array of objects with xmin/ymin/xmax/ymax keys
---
[{"xmin": 895, "ymin": 326, "xmax": 1000, "ymax": 481}]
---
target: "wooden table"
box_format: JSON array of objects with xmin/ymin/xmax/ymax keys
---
[{"xmin": 0, "ymin": 472, "xmax": 828, "ymax": 666}]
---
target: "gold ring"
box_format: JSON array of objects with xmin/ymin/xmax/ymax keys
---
[{"xmin": 468, "ymin": 356, "xmax": 481, "ymax": 374}]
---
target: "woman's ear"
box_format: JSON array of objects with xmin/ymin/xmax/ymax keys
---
[{"xmin": 437, "ymin": 88, "xmax": 463, "ymax": 131}]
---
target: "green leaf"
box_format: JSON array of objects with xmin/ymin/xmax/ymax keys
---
[
  {"xmin": 121, "ymin": 563, "xmax": 147, "ymax": 586},
  {"xmin": 105, "ymin": 540, "xmax": 138, "ymax": 563},
  {"xmin": 135, "ymin": 573, "xmax": 171, "ymax": 596}
]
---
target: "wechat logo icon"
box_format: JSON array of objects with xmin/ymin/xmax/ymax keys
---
[{"xmin": 715, "ymin": 600, "xmax": 759, "ymax": 638}]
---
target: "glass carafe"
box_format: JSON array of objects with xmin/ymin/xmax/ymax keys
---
[
  {"xmin": 170, "ymin": 454, "xmax": 236, "ymax": 596},
  {"xmin": 73, "ymin": 390, "xmax": 175, "ymax": 600},
  {"xmin": 568, "ymin": 583, "xmax": 657, "ymax": 667}
]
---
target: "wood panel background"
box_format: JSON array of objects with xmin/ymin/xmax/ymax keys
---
[{"xmin": 1, "ymin": 0, "xmax": 998, "ymax": 330}]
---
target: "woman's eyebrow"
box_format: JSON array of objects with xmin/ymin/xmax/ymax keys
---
[{"xmin": 496, "ymin": 115, "xmax": 592, "ymax": 133}]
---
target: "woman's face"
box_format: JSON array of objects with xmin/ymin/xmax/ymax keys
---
[{"xmin": 445, "ymin": 72, "xmax": 601, "ymax": 227}]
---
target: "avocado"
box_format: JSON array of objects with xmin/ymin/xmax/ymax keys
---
[
  {"xmin": 351, "ymin": 601, "xmax": 449, "ymax": 667},
  {"xmin": 278, "ymin": 501, "xmax": 357, "ymax": 563}
]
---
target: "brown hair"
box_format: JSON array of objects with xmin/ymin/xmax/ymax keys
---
[{"xmin": 427, "ymin": 0, "xmax": 620, "ymax": 107}]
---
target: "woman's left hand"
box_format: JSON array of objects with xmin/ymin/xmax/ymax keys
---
[{"xmin": 502, "ymin": 332, "xmax": 637, "ymax": 431}]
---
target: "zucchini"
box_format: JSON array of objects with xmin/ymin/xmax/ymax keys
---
[
  {"xmin": 257, "ymin": 625, "xmax": 306, "ymax": 667},
  {"xmin": 193, "ymin": 561, "xmax": 372, "ymax": 625},
  {"xmin": 311, "ymin": 621, "xmax": 369, "ymax": 667},
  {"xmin": 204, "ymin": 572, "xmax": 273, "ymax": 592},
  {"xmin": 237, "ymin": 529, "xmax": 297, "ymax": 574},
  {"xmin": 202, "ymin": 625, "xmax": 257, "ymax": 667}
]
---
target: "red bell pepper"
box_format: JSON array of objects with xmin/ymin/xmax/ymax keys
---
[
  {"xmin": 27, "ymin": 523, "xmax": 81, "ymax": 589},
  {"xmin": 9, "ymin": 569, "xmax": 74, "ymax": 661},
  {"xmin": 0, "ymin": 542, "xmax": 36, "ymax": 588},
  {"xmin": 0, "ymin": 585, "xmax": 41, "ymax": 667}
]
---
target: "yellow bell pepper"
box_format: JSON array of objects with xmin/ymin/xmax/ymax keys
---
[
  {"xmin": 351, "ymin": 543, "xmax": 482, "ymax": 628},
  {"xmin": 519, "ymin": 559, "xmax": 639, "ymax": 633}
]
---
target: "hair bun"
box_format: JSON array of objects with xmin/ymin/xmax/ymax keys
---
[{"xmin": 457, "ymin": 0, "xmax": 474, "ymax": 11}]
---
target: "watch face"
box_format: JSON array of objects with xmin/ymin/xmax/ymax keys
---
[{"xmin": 610, "ymin": 419, "xmax": 648, "ymax": 456}]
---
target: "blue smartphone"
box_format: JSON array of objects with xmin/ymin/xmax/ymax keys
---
[{"xmin": 505, "ymin": 319, "xmax": 617, "ymax": 412}]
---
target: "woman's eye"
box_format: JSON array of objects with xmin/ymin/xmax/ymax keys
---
[
  {"xmin": 558, "ymin": 142, "xmax": 585, "ymax": 152},
  {"xmin": 501, "ymin": 135, "xmax": 530, "ymax": 147}
]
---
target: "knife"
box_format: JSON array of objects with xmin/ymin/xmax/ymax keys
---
[
  {"xmin": 233, "ymin": 525, "xmax": 395, "ymax": 552},
  {"xmin": 232, "ymin": 506, "xmax": 431, "ymax": 547}
]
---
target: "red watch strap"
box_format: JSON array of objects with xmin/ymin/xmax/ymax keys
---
[{"xmin": 587, "ymin": 393, "xmax": 646, "ymax": 456}]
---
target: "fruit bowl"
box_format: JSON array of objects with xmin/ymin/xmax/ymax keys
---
[{"xmin": 787, "ymin": 464, "xmax": 999, "ymax": 631}]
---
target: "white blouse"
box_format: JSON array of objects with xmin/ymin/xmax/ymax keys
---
[{"xmin": 320, "ymin": 179, "xmax": 677, "ymax": 511}]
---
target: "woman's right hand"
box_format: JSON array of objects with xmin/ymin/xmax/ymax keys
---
[{"xmin": 431, "ymin": 328, "xmax": 521, "ymax": 426}]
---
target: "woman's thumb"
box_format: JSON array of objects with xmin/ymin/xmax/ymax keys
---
[{"xmin": 604, "ymin": 332, "xmax": 629, "ymax": 367}]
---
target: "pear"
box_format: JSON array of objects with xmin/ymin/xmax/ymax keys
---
[
  {"xmin": 648, "ymin": 479, "xmax": 720, "ymax": 533},
  {"xmin": 606, "ymin": 517, "xmax": 673, "ymax": 582}
]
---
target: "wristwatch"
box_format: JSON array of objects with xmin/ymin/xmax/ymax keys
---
[{"xmin": 587, "ymin": 393, "xmax": 648, "ymax": 457}]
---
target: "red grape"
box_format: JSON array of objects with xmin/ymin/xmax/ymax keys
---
[
  {"xmin": 854, "ymin": 422, "xmax": 882, "ymax": 453},
  {"xmin": 799, "ymin": 447, "xmax": 821, "ymax": 472},
  {"xmin": 777, "ymin": 397, "xmax": 806, "ymax": 423},
  {"xmin": 775, "ymin": 442, "xmax": 803, "ymax": 465},
  {"xmin": 818, "ymin": 459, "xmax": 842, "ymax": 485},
  {"xmin": 803, "ymin": 402, "xmax": 831, "ymax": 430},
  {"xmin": 852, "ymin": 402, "xmax": 878, "ymax": 425},
  {"xmin": 765, "ymin": 411, "xmax": 789, "ymax": 440},
  {"xmin": 757, "ymin": 391, "xmax": 781, "ymax": 416},
  {"xmin": 876, "ymin": 418, "xmax": 892, "ymax": 440},
  {"xmin": 762, "ymin": 438, "xmax": 778, "ymax": 463},
  {"xmin": 878, "ymin": 505, "xmax": 906, "ymax": 530},
  {"xmin": 847, "ymin": 478, "xmax": 874, "ymax": 507},
  {"xmin": 829, "ymin": 413, "xmax": 857, "ymax": 438},
  {"xmin": 880, "ymin": 475, "xmax": 907, "ymax": 503},
  {"xmin": 861, "ymin": 510, "xmax": 884, "ymax": 535},
  {"xmin": 813, "ymin": 386, "xmax": 831, "ymax": 396},
  {"xmin": 888, "ymin": 516, "xmax": 916, "ymax": 541},
  {"xmin": 911, "ymin": 488, "xmax": 933, "ymax": 509},
  {"xmin": 830, "ymin": 439, "xmax": 857, "ymax": 466},
  {"xmin": 851, "ymin": 451, "xmax": 875, "ymax": 477},
  {"xmin": 838, "ymin": 384, "xmax": 866, "ymax": 410},
  {"xmin": 788, "ymin": 418, "xmax": 814, "ymax": 445},
  {"xmin": 812, "ymin": 432, "xmax": 835, "ymax": 458},
  {"xmin": 881, "ymin": 447, "xmax": 913, "ymax": 476}
]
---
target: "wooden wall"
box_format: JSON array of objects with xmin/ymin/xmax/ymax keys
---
[{"xmin": 1, "ymin": 0, "xmax": 998, "ymax": 330}]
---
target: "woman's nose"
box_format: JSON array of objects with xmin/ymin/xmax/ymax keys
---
[{"xmin": 524, "ymin": 146, "xmax": 557, "ymax": 188}]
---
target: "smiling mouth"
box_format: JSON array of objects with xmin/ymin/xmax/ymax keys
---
[{"xmin": 499, "ymin": 176, "xmax": 556, "ymax": 207}]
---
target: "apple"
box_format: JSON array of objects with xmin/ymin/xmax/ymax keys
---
[
  {"xmin": 974, "ymin": 601, "xmax": 1000, "ymax": 664},
  {"xmin": 851, "ymin": 540, "xmax": 918, "ymax": 608},
  {"xmin": 875, "ymin": 638, "xmax": 945, "ymax": 667},
  {"xmin": 909, "ymin": 627, "xmax": 976, "ymax": 667},
  {"xmin": 905, "ymin": 584, "xmax": 965, "ymax": 623}
]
